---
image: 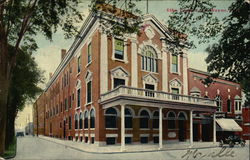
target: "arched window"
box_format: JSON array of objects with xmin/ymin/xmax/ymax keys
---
[
  {"xmin": 75, "ymin": 114, "xmax": 78, "ymax": 129},
  {"xmin": 69, "ymin": 116, "xmax": 72, "ymax": 130},
  {"xmin": 227, "ymin": 99, "xmax": 231, "ymax": 112},
  {"xmin": 215, "ymin": 96, "xmax": 222, "ymax": 112},
  {"xmin": 178, "ymin": 112, "xmax": 187, "ymax": 120},
  {"xmin": 153, "ymin": 111, "xmax": 159, "ymax": 129},
  {"xmin": 84, "ymin": 111, "xmax": 88, "ymax": 129},
  {"xmin": 125, "ymin": 108, "xmax": 133, "ymax": 128},
  {"xmin": 141, "ymin": 46, "xmax": 158, "ymax": 72},
  {"xmin": 79, "ymin": 112, "xmax": 83, "ymax": 129},
  {"xmin": 140, "ymin": 110, "xmax": 150, "ymax": 128},
  {"xmin": 90, "ymin": 109, "xmax": 95, "ymax": 129},
  {"xmin": 167, "ymin": 111, "xmax": 176, "ymax": 129},
  {"xmin": 105, "ymin": 108, "xmax": 117, "ymax": 128}
]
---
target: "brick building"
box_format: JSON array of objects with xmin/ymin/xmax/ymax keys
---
[{"xmin": 33, "ymin": 6, "xmax": 249, "ymax": 150}]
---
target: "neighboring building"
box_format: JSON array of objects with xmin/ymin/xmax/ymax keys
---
[
  {"xmin": 33, "ymin": 93, "xmax": 46, "ymax": 136},
  {"xmin": 25, "ymin": 122, "xmax": 34, "ymax": 135},
  {"xmin": 188, "ymin": 68, "xmax": 246, "ymax": 141},
  {"xmin": 33, "ymin": 5, "xmax": 248, "ymax": 150}
]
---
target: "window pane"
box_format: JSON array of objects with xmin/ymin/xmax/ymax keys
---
[
  {"xmin": 114, "ymin": 38, "xmax": 124, "ymax": 59},
  {"xmin": 114, "ymin": 78, "xmax": 125, "ymax": 88},
  {"xmin": 77, "ymin": 89, "xmax": 81, "ymax": 107},
  {"xmin": 88, "ymin": 43, "xmax": 92, "ymax": 63},
  {"xmin": 87, "ymin": 81, "xmax": 92, "ymax": 103},
  {"xmin": 77, "ymin": 56, "xmax": 81, "ymax": 73}
]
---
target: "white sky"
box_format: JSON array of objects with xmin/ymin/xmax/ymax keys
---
[{"xmin": 16, "ymin": 0, "xmax": 233, "ymax": 128}]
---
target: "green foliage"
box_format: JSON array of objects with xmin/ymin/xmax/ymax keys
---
[
  {"xmin": 9, "ymin": 47, "xmax": 44, "ymax": 112},
  {"xmin": 168, "ymin": 0, "xmax": 223, "ymax": 48},
  {"xmin": 89, "ymin": 0, "xmax": 143, "ymax": 37},
  {"xmin": 2, "ymin": 0, "xmax": 83, "ymax": 52}
]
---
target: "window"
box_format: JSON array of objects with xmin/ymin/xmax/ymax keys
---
[
  {"xmin": 235, "ymin": 96, "xmax": 242, "ymax": 113},
  {"xmin": 172, "ymin": 54, "xmax": 178, "ymax": 73},
  {"xmin": 106, "ymin": 137, "xmax": 116, "ymax": 145},
  {"xmin": 77, "ymin": 89, "xmax": 81, "ymax": 107},
  {"xmin": 125, "ymin": 108, "xmax": 133, "ymax": 128},
  {"xmin": 227, "ymin": 99, "xmax": 231, "ymax": 112},
  {"xmin": 145, "ymin": 84, "xmax": 155, "ymax": 97},
  {"xmin": 77, "ymin": 56, "xmax": 81, "ymax": 73},
  {"xmin": 167, "ymin": 111, "xmax": 176, "ymax": 129},
  {"xmin": 69, "ymin": 116, "xmax": 72, "ymax": 130},
  {"xmin": 60, "ymin": 102, "xmax": 62, "ymax": 112},
  {"xmin": 87, "ymin": 81, "xmax": 92, "ymax": 103},
  {"xmin": 125, "ymin": 137, "xmax": 132, "ymax": 144},
  {"xmin": 140, "ymin": 137, "xmax": 148, "ymax": 144},
  {"xmin": 153, "ymin": 111, "xmax": 159, "ymax": 129},
  {"xmin": 87, "ymin": 43, "xmax": 92, "ymax": 63},
  {"xmin": 64, "ymin": 98, "xmax": 68, "ymax": 110},
  {"xmin": 90, "ymin": 109, "xmax": 95, "ymax": 129},
  {"xmin": 114, "ymin": 38, "xmax": 124, "ymax": 60},
  {"xmin": 171, "ymin": 88, "xmax": 179, "ymax": 100},
  {"xmin": 75, "ymin": 114, "xmax": 78, "ymax": 129},
  {"xmin": 113, "ymin": 78, "xmax": 125, "ymax": 88},
  {"xmin": 79, "ymin": 113, "xmax": 83, "ymax": 129},
  {"xmin": 105, "ymin": 108, "xmax": 117, "ymax": 128},
  {"xmin": 215, "ymin": 96, "xmax": 222, "ymax": 112},
  {"xmin": 91, "ymin": 137, "xmax": 95, "ymax": 144},
  {"xmin": 84, "ymin": 111, "xmax": 88, "ymax": 129},
  {"xmin": 141, "ymin": 45, "xmax": 158, "ymax": 72},
  {"xmin": 69, "ymin": 96, "xmax": 71, "ymax": 109},
  {"xmin": 153, "ymin": 136, "xmax": 159, "ymax": 143},
  {"xmin": 140, "ymin": 110, "xmax": 150, "ymax": 128},
  {"xmin": 85, "ymin": 137, "xmax": 88, "ymax": 143}
]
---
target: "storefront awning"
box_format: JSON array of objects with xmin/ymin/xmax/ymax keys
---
[{"xmin": 216, "ymin": 118, "xmax": 242, "ymax": 131}]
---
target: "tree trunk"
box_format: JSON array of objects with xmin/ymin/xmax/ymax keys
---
[
  {"xmin": 5, "ymin": 100, "xmax": 16, "ymax": 148},
  {"xmin": 0, "ymin": 76, "xmax": 9, "ymax": 155},
  {"xmin": 0, "ymin": 38, "xmax": 10, "ymax": 155}
]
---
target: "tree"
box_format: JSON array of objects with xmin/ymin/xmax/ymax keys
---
[
  {"xmin": 168, "ymin": 0, "xmax": 250, "ymax": 104},
  {"xmin": 206, "ymin": 0, "xmax": 250, "ymax": 105},
  {"xmin": 5, "ymin": 46, "xmax": 44, "ymax": 148},
  {"xmin": 0, "ymin": 0, "xmax": 82, "ymax": 154}
]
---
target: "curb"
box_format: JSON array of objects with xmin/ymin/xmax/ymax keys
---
[{"xmin": 38, "ymin": 137, "xmax": 219, "ymax": 154}]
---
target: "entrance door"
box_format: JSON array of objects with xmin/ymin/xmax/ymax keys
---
[
  {"xmin": 193, "ymin": 123, "xmax": 199, "ymax": 141},
  {"xmin": 63, "ymin": 120, "xmax": 66, "ymax": 139},
  {"xmin": 179, "ymin": 120, "xmax": 186, "ymax": 141}
]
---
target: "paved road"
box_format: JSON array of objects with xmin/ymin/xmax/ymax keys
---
[{"xmin": 14, "ymin": 136, "xmax": 249, "ymax": 160}]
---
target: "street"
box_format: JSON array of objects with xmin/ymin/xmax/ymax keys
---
[{"xmin": 14, "ymin": 136, "xmax": 249, "ymax": 160}]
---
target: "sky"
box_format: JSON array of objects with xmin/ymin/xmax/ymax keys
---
[{"xmin": 16, "ymin": 0, "xmax": 233, "ymax": 129}]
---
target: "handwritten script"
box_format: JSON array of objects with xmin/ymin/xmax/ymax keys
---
[{"xmin": 181, "ymin": 147, "xmax": 235, "ymax": 160}]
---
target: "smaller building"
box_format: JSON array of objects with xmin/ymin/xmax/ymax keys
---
[{"xmin": 33, "ymin": 94, "xmax": 46, "ymax": 136}]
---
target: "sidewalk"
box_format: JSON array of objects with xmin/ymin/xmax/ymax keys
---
[{"xmin": 38, "ymin": 136, "xmax": 222, "ymax": 154}]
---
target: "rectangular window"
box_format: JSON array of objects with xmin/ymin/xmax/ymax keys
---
[
  {"xmin": 172, "ymin": 55, "xmax": 178, "ymax": 73},
  {"xmin": 87, "ymin": 43, "xmax": 92, "ymax": 63},
  {"xmin": 153, "ymin": 136, "xmax": 159, "ymax": 143},
  {"xmin": 106, "ymin": 137, "xmax": 116, "ymax": 145},
  {"xmin": 64, "ymin": 98, "xmax": 68, "ymax": 110},
  {"xmin": 91, "ymin": 137, "xmax": 94, "ymax": 144},
  {"xmin": 77, "ymin": 56, "xmax": 81, "ymax": 73},
  {"xmin": 69, "ymin": 116, "xmax": 72, "ymax": 130},
  {"xmin": 125, "ymin": 137, "xmax": 132, "ymax": 144},
  {"xmin": 113, "ymin": 78, "xmax": 125, "ymax": 88},
  {"xmin": 87, "ymin": 81, "xmax": 92, "ymax": 103},
  {"xmin": 69, "ymin": 96, "xmax": 71, "ymax": 109},
  {"xmin": 145, "ymin": 84, "xmax": 155, "ymax": 97},
  {"xmin": 114, "ymin": 38, "xmax": 124, "ymax": 60},
  {"xmin": 171, "ymin": 88, "xmax": 179, "ymax": 100},
  {"xmin": 140, "ymin": 137, "xmax": 148, "ymax": 144},
  {"xmin": 77, "ymin": 89, "xmax": 81, "ymax": 107},
  {"xmin": 227, "ymin": 100, "xmax": 231, "ymax": 112}
]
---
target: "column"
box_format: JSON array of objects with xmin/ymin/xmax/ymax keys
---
[
  {"xmin": 182, "ymin": 52, "xmax": 188, "ymax": 95},
  {"xmin": 121, "ymin": 104, "xmax": 125, "ymax": 151},
  {"xmin": 100, "ymin": 32, "xmax": 108, "ymax": 94},
  {"xmin": 161, "ymin": 39, "xmax": 168, "ymax": 92},
  {"xmin": 213, "ymin": 113, "xmax": 216, "ymax": 143},
  {"xmin": 159, "ymin": 107, "xmax": 163, "ymax": 149},
  {"xmin": 131, "ymin": 37, "xmax": 138, "ymax": 88},
  {"xmin": 190, "ymin": 110, "xmax": 193, "ymax": 146}
]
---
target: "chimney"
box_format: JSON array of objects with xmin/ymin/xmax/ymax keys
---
[
  {"xmin": 49, "ymin": 73, "xmax": 53, "ymax": 79},
  {"xmin": 61, "ymin": 49, "xmax": 67, "ymax": 61}
]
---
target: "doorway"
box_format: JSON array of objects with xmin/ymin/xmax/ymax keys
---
[{"xmin": 179, "ymin": 120, "xmax": 186, "ymax": 141}]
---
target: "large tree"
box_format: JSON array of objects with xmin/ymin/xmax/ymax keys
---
[
  {"xmin": 0, "ymin": 0, "xmax": 83, "ymax": 154},
  {"xmin": 5, "ymin": 46, "xmax": 44, "ymax": 148},
  {"xmin": 168, "ymin": 0, "xmax": 250, "ymax": 104}
]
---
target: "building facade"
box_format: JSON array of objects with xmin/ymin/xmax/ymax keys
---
[{"xmin": 33, "ymin": 7, "xmax": 248, "ymax": 149}]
